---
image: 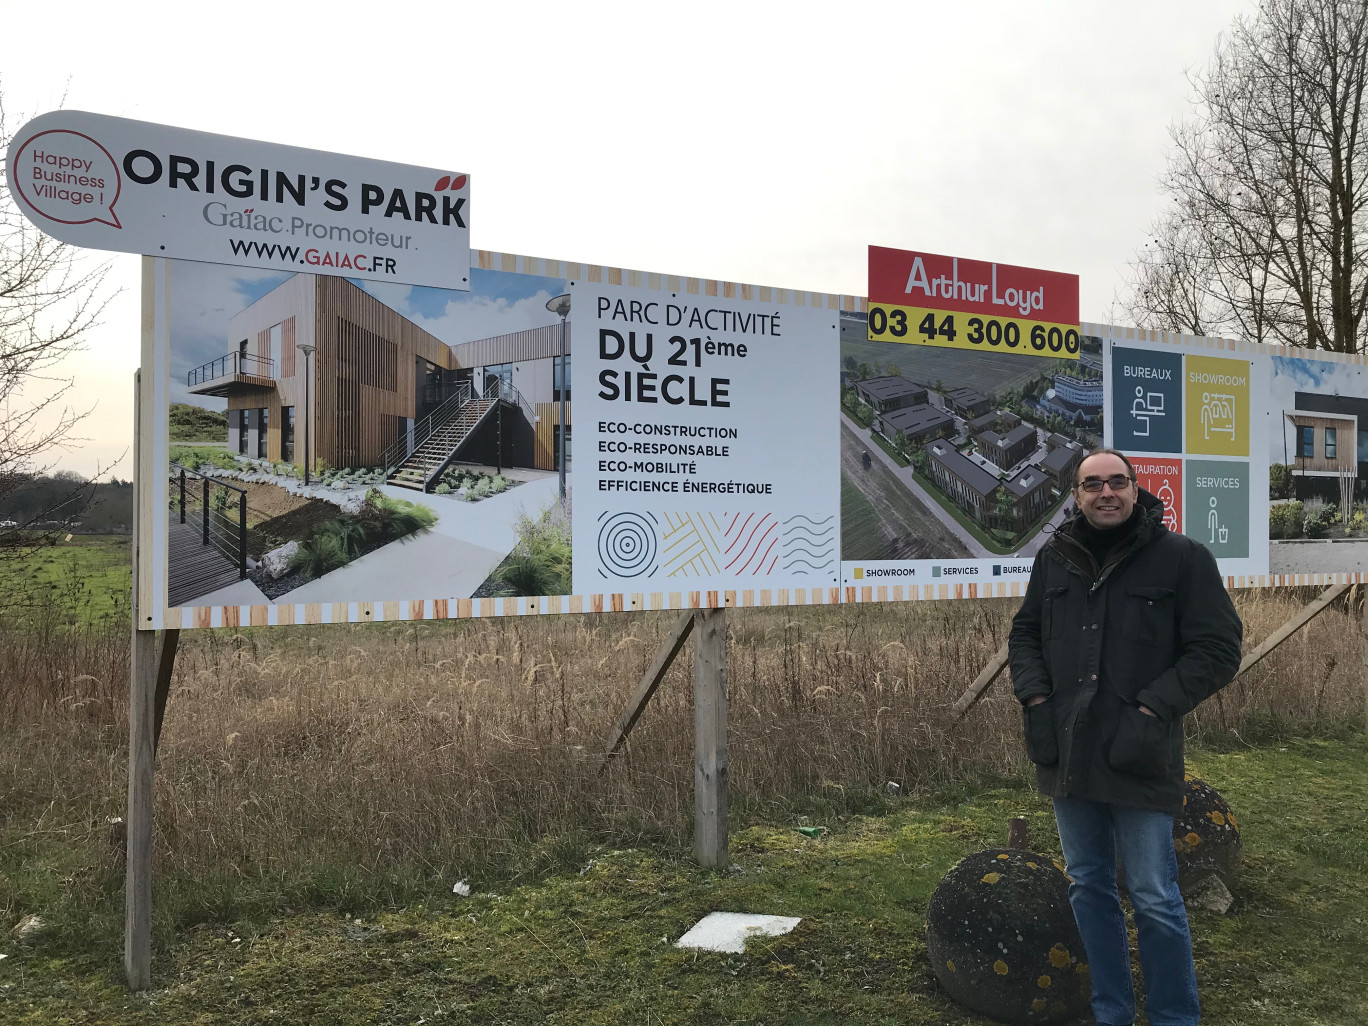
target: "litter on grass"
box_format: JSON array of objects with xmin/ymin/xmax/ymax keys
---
[{"xmin": 675, "ymin": 912, "xmax": 802, "ymax": 954}]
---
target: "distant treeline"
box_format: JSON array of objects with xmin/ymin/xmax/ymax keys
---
[{"xmin": 1, "ymin": 474, "xmax": 133, "ymax": 535}]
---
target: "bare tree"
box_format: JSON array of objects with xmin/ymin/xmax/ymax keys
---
[
  {"xmin": 1125, "ymin": 0, "xmax": 1368, "ymax": 352},
  {"xmin": 1, "ymin": 89, "xmax": 116, "ymax": 547}
]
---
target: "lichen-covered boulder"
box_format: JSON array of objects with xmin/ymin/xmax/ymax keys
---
[
  {"xmin": 1174, "ymin": 775, "xmax": 1241, "ymax": 891},
  {"xmin": 926, "ymin": 849, "xmax": 1090, "ymax": 1024}
]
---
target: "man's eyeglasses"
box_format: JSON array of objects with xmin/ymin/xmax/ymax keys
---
[{"xmin": 1078, "ymin": 474, "xmax": 1134, "ymax": 493}]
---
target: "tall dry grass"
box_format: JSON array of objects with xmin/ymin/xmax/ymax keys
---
[{"xmin": 1, "ymin": 587, "xmax": 1364, "ymax": 921}]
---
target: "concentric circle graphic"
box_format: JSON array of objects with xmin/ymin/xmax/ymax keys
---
[{"xmin": 597, "ymin": 512, "xmax": 658, "ymax": 578}]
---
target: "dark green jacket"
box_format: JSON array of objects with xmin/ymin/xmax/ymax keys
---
[{"xmin": 1008, "ymin": 489, "xmax": 1243, "ymax": 813}]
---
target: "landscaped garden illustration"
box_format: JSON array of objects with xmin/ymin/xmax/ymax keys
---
[{"xmin": 167, "ymin": 446, "xmax": 530, "ymax": 600}]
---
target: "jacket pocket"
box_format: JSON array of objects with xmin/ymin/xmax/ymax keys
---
[
  {"xmin": 1127, "ymin": 586, "xmax": 1176, "ymax": 646},
  {"xmin": 1022, "ymin": 699, "xmax": 1059, "ymax": 767},
  {"xmin": 1107, "ymin": 704, "xmax": 1172, "ymax": 779}
]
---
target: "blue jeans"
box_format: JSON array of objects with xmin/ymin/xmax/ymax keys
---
[{"xmin": 1053, "ymin": 797, "xmax": 1200, "ymax": 1026}]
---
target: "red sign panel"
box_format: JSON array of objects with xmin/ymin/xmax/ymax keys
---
[
  {"xmin": 868, "ymin": 246, "xmax": 1079, "ymax": 325},
  {"xmin": 1132, "ymin": 457, "xmax": 1183, "ymax": 534}
]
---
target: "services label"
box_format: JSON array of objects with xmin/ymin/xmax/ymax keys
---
[
  {"xmin": 867, "ymin": 246, "xmax": 1079, "ymax": 359},
  {"xmin": 5, "ymin": 110, "xmax": 471, "ymax": 290}
]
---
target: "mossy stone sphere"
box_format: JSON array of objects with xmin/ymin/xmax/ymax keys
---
[
  {"xmin": 926, "ymin": 848, "xmax": 1090, "ymax": 1024},
  {"xmin": 1174, "ymin": 775, "xmax": 1242, "ymax": 891}
]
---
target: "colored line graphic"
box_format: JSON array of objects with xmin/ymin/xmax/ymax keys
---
[
  {"xmin": 596, "ymin": 511, "xmax": 659, "ymax": 578},
  {"xmin": 780, "ymin": 514, "xmax": 835, "ymax": 576},
  {"xmin": 661, "ymin": 511, "xmax": 782, "ymax": 577}
]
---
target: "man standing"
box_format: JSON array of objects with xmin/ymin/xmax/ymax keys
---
[{"xmin": 1009, "ymin": 448, "xmax": 1242, "ymax": 1026}]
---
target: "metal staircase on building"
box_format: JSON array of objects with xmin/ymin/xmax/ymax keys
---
[{"xmin": 385, "ymin": 397, "xmax": 499, "ymax": 491}]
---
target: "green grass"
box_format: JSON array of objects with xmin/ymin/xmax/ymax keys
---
[
  {"xmin": 1, "ymin": 737, "xmax": 1364, "ymax": 1024},
  {"xmin": 840, "ymin": 477, "xmax": 886, "ymax": 560},
  {"xmin": 0, "ymin": 536, "xmax": 130, "ymax": 625}
]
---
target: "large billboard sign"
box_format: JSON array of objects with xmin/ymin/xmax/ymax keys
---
[
  {"xmin": 5, "ymin": 111, "xmax": 471, "ymax": 289},
  {"xmin": 17, "ymin": 108, "xmax": 1368, "ymax": 629},
  {"xmin": 867, "ymin": 247, "xmax": 1080, "ymax": 359}
]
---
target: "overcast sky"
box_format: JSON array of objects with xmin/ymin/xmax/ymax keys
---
[{"xmin": 2, "ymin": 0, "xmax": 1256, "ymax": 478}]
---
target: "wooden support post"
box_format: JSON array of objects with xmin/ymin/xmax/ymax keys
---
[
  {"xmin": 152, "ymin": 630, "xmax": 181, "ymax": 754},
  {"xmin": 1361, "ymin": 587, "xmax": 1368, "ymax": 738},
  {"xmin": 1233, "ymin": 582, "xmax": 1350, "ymax": 678},
  {"xmin": 953, "ymin": 641, "xmax": 1011, "ymax": 718},
  {"xmin": 693, "ymin": 607, "xmax": 728, "ymax": 869},
  {"xmin": 600, "ymin": 610, "xmax": 695, "ymax": 771},
  {"xmin": 126, "ymin": 628, "xmax": 156, "ymax": 990},
  {"xmin": 125, "ymin": 368, "xmax": 154, "ymax": 990}
]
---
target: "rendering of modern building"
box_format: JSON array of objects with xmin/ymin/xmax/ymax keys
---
[
  {"xmin": 972, "ymin": 411, "xmax": 1038, "ymax": 471},
  {"xmin": 1038, "ymin": 371, "xmax": 1102, "ymax": 425},
  {"xmin": 924, "ymin": 434, "xmax": 1067, "ymax": 539},
  {"xmin": 927, "ymin": 441, "xmax": 1002, "ymax": 522},
  {"xmin": 854, "ymin": 376, "xmax": 928, "ymax": 414},
  {"xmin": 1286, "ymin": 410, "xmax": 1355, "ymax": 472},
  {"xmin": 1284, "ymin": 394, "xmax": 1360, "ymax": 505},
  {"xmin": 1039, "ymin": 433, "xmax": 1084, "ymax": 490},
  {"xmin": 186, "ymin": 274, "xmax": 571, "ymax": 488},
  {"xmin": 1288, "ymin": 392, "xmax": 1368, "ymax": 476},
  {"xmin": 876, "ymin": 403, "xmax": 954, "ymax": 447},
  {"xmin": 999, "ymin": 465, "xmax": 1052, "ymax": 532},
  {"xmin": 943, "ymin": 387, "xmax": 992, "ymax": 419}
]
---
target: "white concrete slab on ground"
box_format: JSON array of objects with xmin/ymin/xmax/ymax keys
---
[
  {"xmin": 281, "ymin": 530, "xmax": 508, "ymax": 604},
  {"xmin": 375, "ymin": 472, "xmax": 564, "ymax": 552},
  {"xmin": 185, "ymin": 576, "xmax": 271, "ymax": 607},
  {"xmin": 675, "ymin": 912, "xmax": 802, "ymax": 954}
]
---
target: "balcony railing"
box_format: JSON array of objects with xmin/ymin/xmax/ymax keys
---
[
  {"xmin": 187, "ymin": 351, "xmax": 274, "ymax": 388},
  {"xmin": 168, "ymin": 463, "xmax": 248, "ymax": 580}
]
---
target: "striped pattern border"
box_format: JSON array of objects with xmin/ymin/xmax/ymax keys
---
[{"xmin": 161, "ymin": 588, "xmax": 843, "ymax": 628}]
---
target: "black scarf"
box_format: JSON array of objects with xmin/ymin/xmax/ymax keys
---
[{"xmin": 1081, "ymin": 506, "xmax": 1143, "ymax": 570}]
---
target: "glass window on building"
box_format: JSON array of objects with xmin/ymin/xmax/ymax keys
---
[
  {"xmin": 484, "ymin": 363, "xmax": 512, "ymax": 398},
  {"xmin": 554, "ymin": 355, "xmax": 571, "ymax": 402},
  {"xmin": 258, "ymin": 407, "xmax": 269, "ymax": 459},
  {"xmin": 1325, "ymin": 427, "xmax": 1337, "ymax": 459},
  {"xmin": 282, "ymin": 406, "xmax": 295, "ymax": 462},
  {"xmin": 237, "ymin": 409, "xmax": 249, "ymax": 455},
  {"xmin": 1299, "ymin": 424, "xmax": 1315, "ymax": 458}
]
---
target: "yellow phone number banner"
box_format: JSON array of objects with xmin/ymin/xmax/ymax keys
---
[{"xmin": 867, "ymin": 302, "xmax": 1080, "ymax": 360}]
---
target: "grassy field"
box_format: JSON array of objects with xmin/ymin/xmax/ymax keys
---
[
  {"xmin": 0, "ymin": 535, "xmax": 130, "ymax": 625},
  {"xmin": 840, "ymin": 423, "xmax": 971, "ymax": 560},
  {"xmin": 838, "ymin": 321, "xmax": 1091, "ymax": 410},
  {"xmin": 1, "ymin": 735, "xmax": 1363, "ymax": 1024},
  {"xmin": 840, "ymin": 477, "xmax": 886, "ymax": 561},
  {"xmin": 1, "ymin": 546, "xmax": 1367, "ymax": 1022}
]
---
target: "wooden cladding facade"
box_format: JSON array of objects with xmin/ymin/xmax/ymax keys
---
[
  {"xmin": 1287, "ymin": 412, "xmax": 1358, "ymax": 475},
  {"xmin": 448, "ymin": 323, "xmax": 568, "ymax": 368},
  {"xmin": 533, "ymin": 401, "xmax": 572, "ymax": 472},
  {"xmin": 226, "ymin": 275, "xmax": 455, "ymax": 469}
]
